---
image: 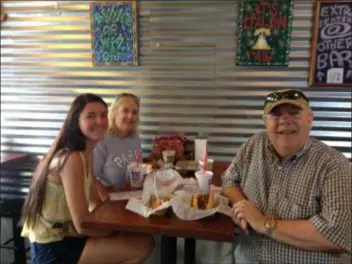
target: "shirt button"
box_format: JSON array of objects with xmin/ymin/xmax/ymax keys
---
[{"xmin": 278, "ymin": 166, "xmax": 282, "ymax": 170}]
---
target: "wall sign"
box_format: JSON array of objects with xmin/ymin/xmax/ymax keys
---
[
  {"xmin": 309, "ymin": 1, "xmax": 352, "ymax": 87},
  {"xmin": 1, "ymin": 2, "xmax": 7, "ymax": 23},
  {"xmin": 236, "ymin": 0, "xmax": 294, "ymax": 66},
  {"xmin": 1, "ymin": 12, "xmax": 7, "ymax": 22},
  {"xmin": 90, "ymin": 1, "xmax": 138, "ymax": 66}
]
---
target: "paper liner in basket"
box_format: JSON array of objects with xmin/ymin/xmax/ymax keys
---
[
  {"xmin": 170, "ymin": 190, "xmax": 232, "ymax": 220},
  {"xmin": 125, "ymin": 168, "xmax": 183, "ymax": 217},
  {"xmin": 125, "ymin": 196, "xmax": 174, "ymax": 217},
  {"xmin": 142, "ymin": 168, "xmax": 184, "ymax": 200}
]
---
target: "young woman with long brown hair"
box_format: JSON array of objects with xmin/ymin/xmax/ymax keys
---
[{"xmin": 21, "ymin": 93, "xmax": 153, "ymax": 264}]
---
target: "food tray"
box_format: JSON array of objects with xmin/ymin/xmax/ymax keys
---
[{"xmin": 175, "ymin": 160, "xmax": 198, "ymax": 171}]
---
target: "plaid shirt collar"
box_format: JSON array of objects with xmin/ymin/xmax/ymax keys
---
[{"xmin": 265, "ymin": 133, "xmax": 312, "ymax": 162}]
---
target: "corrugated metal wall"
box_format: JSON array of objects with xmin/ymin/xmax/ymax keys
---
[{"xmin": 1, "ymin": 1, "xmax": 351, "ymax": 161}]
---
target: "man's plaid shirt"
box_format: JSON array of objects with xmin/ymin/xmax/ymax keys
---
[{"xmin": 222, "ymin": 131, "xmax": 351, "ymax": 264}]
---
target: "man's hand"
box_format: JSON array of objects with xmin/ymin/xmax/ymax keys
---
[
  {"xmin": 232, "ymin": 200, "xmax": 266, "ymax": 234},
  {"xmin": 231, "ymin": 201, "xmax": 249, "ymax": 234}
]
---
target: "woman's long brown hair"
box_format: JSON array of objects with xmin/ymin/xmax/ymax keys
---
[{"xmin": 20, "ymin": 93, "xmax": 107, "ymax": 227}]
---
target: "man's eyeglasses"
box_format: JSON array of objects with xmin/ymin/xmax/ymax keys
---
[{"xmin": 264, "ymin": 90, "xmax": 309, "ymax": 108}]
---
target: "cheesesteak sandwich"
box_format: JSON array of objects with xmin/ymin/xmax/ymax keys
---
[
  {"xmin": 150, "ymin": 195, "xmax": 170, "ymax": 209},
  {"xmin": 191, "ymin": 192, "xmax": 217, "ymax": 210}
]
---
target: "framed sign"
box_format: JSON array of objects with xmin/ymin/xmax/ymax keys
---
[
  {"xmin": 309, "ymin": 1, "xmax": 352, "ymax": 87},
  {"xmin": 90, "ymin": 1, "xmax": 138, "ymax": 66},
  {"xmin": 1, "ymin": 12, "xmax": 7, "ymax": 22},
  {"xmin": 236, "ymin": 0, "xmax": 294, "ymax": 66},
  {"xmin": 1, "ymin": 2, "xmax": 7, "ymax": 23}
]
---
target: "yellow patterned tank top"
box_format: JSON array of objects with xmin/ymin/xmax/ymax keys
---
[{"xmin": 21, "ymin": 152, "xmax": 91, "ymax": 243}]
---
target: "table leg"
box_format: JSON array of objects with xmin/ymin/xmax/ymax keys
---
[
  {"xmin": 184, "ymin": 238, "xmax": 196, "ymax": 264},
  {"xmin": 161, "ymin": 236, "xmax": 177, "ymax": 264}
]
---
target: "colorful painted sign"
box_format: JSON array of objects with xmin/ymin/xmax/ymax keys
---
[
  {"xmin": 90, "ymin": 1, "xmax": 138, "ymax": 66},
  {"xmin": 236, "ymin": 0, "xmax": 294, "ymax": 66}
]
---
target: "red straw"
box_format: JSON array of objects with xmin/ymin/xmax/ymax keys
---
[
  {"xmin": 136, "ymin": 148, "xmax": 141, "ymax": 168},
  {"xmin": 203, "ymin": 142, "xmax": 208, "ymax": 175}
]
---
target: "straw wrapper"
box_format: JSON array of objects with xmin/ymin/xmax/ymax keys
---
[
  {"xmin": 171, "ymin": 189, "xmax": 231, "ymax": 220},
  {"xmin": 125, "ymin": 168, "xmax": 184, "ymax": 217}
]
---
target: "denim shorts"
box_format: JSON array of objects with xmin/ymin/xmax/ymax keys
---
[{"xmin": 30, "ymin": 236, "xmax": 87, "ymax": 264}]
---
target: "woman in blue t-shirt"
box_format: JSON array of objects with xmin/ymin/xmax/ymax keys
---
[{"xmin": 93, "ymin": 93, "xmax": 141, "ymax": 191}]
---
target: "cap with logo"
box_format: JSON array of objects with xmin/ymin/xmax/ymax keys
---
[{"xmin": 264, "ymin": 89, "xmax": 310, "ymax": 115}]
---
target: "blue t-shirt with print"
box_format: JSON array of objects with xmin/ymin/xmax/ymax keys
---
[{"xmin": 93, "ymin": 133, "xmax": 141, "ymax": 188}]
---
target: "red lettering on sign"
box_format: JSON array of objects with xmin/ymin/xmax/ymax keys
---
[
  {"xmin": 246, "ymin": 50, "xmax": 272, "ymax": 64},
  {"xmin": 242, "ymin": 16, "xmax": 287, "ymax": 29}
]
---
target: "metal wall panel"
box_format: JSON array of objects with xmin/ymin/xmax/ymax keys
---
[{"xmin": 1, "ymin": 1, "xmax": 351, "ymax": 161}]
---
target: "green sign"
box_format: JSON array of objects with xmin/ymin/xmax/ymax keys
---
[
  {"xmin": 236, "ymin": 0, "xmax": 294, "ymax": 66},
  {"xmin": 90, "ymin": 1, "xmax": 138, "ymax": 66}
]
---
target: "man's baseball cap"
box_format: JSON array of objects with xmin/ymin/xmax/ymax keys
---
[{"xmin": 264, "ymin": 89, "xmax": 310, "ymax": 115}]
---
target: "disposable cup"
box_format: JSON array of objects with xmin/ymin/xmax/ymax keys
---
[
  {"xmin": 162, "ymin": 149, "xmax": 176, "ymax": 165},
  {"xmin": 195, "ymin": 170, "xmax": 213, "ymax": 194},
  {"xmin": 127, "ymin": 162, "xmax": 146, "ymax": 189}
]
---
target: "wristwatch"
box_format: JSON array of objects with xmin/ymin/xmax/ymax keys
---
[
  {"xmin": 264, "ymin": 208, "xmax": 277, "ymax": 236},
  {"xmin": 264, "ymin": 218, "xmax": 276, "ymax": 236}
]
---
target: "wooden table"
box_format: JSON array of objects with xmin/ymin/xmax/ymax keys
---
[{"xmin": 82, "ymin": 161, "xmax": 234, "ymax": 264}]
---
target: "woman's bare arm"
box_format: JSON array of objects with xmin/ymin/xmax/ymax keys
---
[{"xmin": 60, "ymin": 152, "xmax": 113, "ymax": 237}]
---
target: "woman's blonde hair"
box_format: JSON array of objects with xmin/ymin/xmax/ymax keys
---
[{"xmin": 108, "ymin": 93, "xmax": 140, "ymax": 137}]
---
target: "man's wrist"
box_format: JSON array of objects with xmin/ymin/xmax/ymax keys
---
[
  {"xmin": 230, "ymin": 198, "xmax": 246, "ymax": 207},
  {"xmin": 263, "ymin": 218, "xmax": 278, "ymax": 236}
]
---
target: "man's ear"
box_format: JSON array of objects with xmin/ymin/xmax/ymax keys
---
[
  {"xmin": 308, "ymin": 110, "xmax": 314, "ymax": 126},
  {"xmin": 263, "ymin": 115, "xmax": 268, "ymax": 128}
]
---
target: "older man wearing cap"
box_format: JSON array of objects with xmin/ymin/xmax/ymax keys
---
[{"xmin": 222, "ymin": 89, "xmax": 351, "ymax": 264}]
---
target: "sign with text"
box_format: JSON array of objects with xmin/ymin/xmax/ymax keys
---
[
  {"xmin": 236, "ymin": 0, "xmax": 294, "ymax": 66},
  {"xmin": 90, "ymin": 1, "xmax": 138, "ymax": 66},
  {"xmin": 309, "ymin": 1, "xmax": 352, "ymax": 87}
]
